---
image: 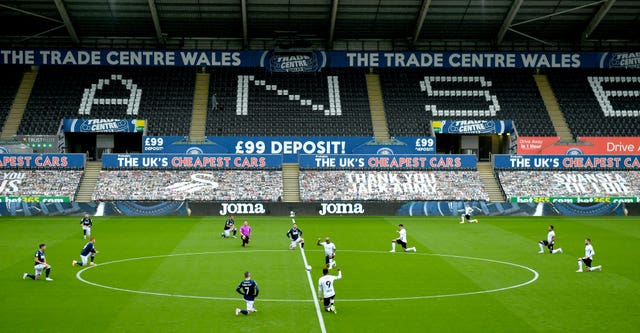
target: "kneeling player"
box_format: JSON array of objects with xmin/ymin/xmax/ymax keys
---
[
  {"xmin": 460, "ymin": 204, "xmax": 478, "ymax": 224},
  {"xmin": 221, "ymin": 215, "xmax": 237, "ymax": 238},
  {"xmin": 286, "ymin": 223, "xmax": 304, "ymax": 249},
  {"xmin": 73, "ymin": 237, "xmax": 98, "ymax": 267},
  {"xmin": 235, "ymin": 271, "xmax": 259, "ymax": 316},
  {"xmin": 390, "ymin": 224, "xmax": 416, "ymax": 252},
  {"xmin": 318, "ymin": 267, "xmax": 342, "ymax": 313},
  {"xmin": 23, "ymin": 243, "xmax": 53, "ymax": 281},
  {"xmin": 577, "ymin": 238, "xmax": 602, "ymax": 272},
  {"xmin": 317, "ymin": 237, "xmax": 337, "ymax": 268},
  {"xmin": 538, "ymin": 225, "xmax": 562, "ymax": 254}
]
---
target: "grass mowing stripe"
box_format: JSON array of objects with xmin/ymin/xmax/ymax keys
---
[{"xmin": 300, "ymin": 247, "xmax": 327, "ymax": 333}]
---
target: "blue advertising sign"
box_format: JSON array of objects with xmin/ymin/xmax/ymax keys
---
[
  {"xmin": 299, "ymin": 154, "xmax": 476, "ymax": 169},
  {"xmin": 143, "ymin": 136, "xmax": 436, "ymax": 162},
  {"xmin": 0, "ymin": 154, "xmax": 85, "ymax": 168},
  {"xmin": 2, "ymin": 49, "xmax": 640, "ymax": 69},
  {"xmin": 62, "ymin": 119, "xmax": 145, "ymax": 133},
  {"xmin": 102, "ymin": 154, "xmax": 282, "ymax": 169},
  {"xmin": 494, "ymin": 155, "xmax": 640, "ymax": 170},
  {"xmin": 433, "ymin": 120, "xmax": 513, "ymax": 134},
  {"xmin": 262, "ymin": 51, "xmax": 326, "ymax": 73}
]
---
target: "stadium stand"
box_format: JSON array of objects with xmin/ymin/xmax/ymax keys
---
[
  {"xmin": 300, "ymin": 170, "xmax": 490, "ymax": 201},
  {"xmin": 206, "ymin": 68, "xmax": 373, "ymax": 136},
  {"xmin": 93, "ymin": 170, "xmax": 282, "ymax": 201},
  {"xmin": 498, "ymin": 171, "xmax": 640, "ymax": 198},
  {"xmin": 18, "ymin": 66, "xmax": 195, "ymax": 136},
  {"xmin": 546, "ymin": 69, "xmax": 640, "ymax": 138},
  {"xmin": 0, "ymin": 170, "xmax": 83, "ymax": 201},
  {"xmin": 379, "ymin": 69, "xmax": 555, "ymax": 137},
  {"xmin": 0, "ymin": 66, "xmax": 26, "ymax": 130}
]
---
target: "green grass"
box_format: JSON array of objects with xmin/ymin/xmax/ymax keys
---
[{"xmin": 1, "ymin": 215, "xmax": 639, "ymax": 333}]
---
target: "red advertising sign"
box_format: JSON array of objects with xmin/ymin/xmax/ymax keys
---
[{"xmin": 518, "ymin": 137, "xmax": 640, "ymax": 155}]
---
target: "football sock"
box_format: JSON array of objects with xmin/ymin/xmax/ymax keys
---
[
  {"xmin": 233, "ymin": 230, "xmax": 237, "ymax": 236},
  {"xmin": 77, "ymin": 262, "xmax": 83, "ymax": 266},
  {"xmin": 27, "ymin": 274, "xmax": 35, "ymax": 280},
  {"xmin": 391, "ymin": 243, "xmax": 396, "ymax": 251},
  {"xmin": 552, "ymin": 248, "xmax": 561, "ymax": 254},
  {"xmin": 591, "ymin": 265, "xmax": 602, "ymax": 271},
  {"xmin": 45, "ymin": 268, "xmax": 51, "ymax": 277},
  {"xmin": 83, "ymin": 230, "xmax": 86, "ymax": 236},
  {"xmin": 538, "ymin": 243, "xmax": 544, "ymax": 252},
  {"xmin": 578, "ymin": 261, "xmax": 583, "ymax": 270},
  {"xmin": 301, "ymin": 242, "xmax": 304, "ymax": 248},
  {"xmin": 91, "ymin": 256, "xmax": 95, "ymax": 262},
  {"xmin": 240, "ymin": 310, "xmax": 248, "ymax": 315}
]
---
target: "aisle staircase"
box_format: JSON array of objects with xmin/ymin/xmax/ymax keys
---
[
  {"xmin": 533, "ymin": 75, "xmax": 573, "ymax": 142},
  {"xmin": 1, "ymin": 70, "xmax": 37, "ymax": 139},
  {"xmin": 477, "ymin": 162, "xmax": 505, "ymax": 202},
  {"xmin": 365, "ymin": 74, "xmax": 391, "ymax": 142},
  {"xmin": 282, "ymin": 163, "xmax": 300, "ymax": 202},
  {"xmin": 189, "ymin": 73, "xmax": 210, "ymax": 141},
  {"xmin": 75, "ymin": 161, "xmax": 102, "ymax": 202}
]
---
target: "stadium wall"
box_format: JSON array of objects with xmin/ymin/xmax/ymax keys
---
[{"xmin": 0, "ymin": 201, "xmax": 633, "ymax": 217}]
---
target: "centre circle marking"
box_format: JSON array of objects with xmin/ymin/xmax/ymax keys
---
[{"xmin": 76, "ymin": 249, "xmax": 539, "ymax": 302}]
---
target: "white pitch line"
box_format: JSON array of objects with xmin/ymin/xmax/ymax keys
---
[{"xmin": 299, "ymin": 247, "xmax": 327, "ymax": 333}]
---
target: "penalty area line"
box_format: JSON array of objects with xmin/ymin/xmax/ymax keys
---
[{"xmin": 300, "ymin": 247, "xmax": 327, "ymax": 333}]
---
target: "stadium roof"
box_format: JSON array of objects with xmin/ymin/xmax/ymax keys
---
[{"xmin": 0, "ymin": 0, "xmax": 638, "ymax": 51}]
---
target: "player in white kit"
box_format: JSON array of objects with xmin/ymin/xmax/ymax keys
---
[
  {"xmin": 538, "ymin": 225, "xmax": 563, "ymax": 254},
  {"xmin": 317, "ymin": 237, "xmax": 337, "ymax": 269},
  {"xmin": 318, "ymin": 267, "xmax": 342, "ymax": 313},
  {"xmin": 390, "ymin": 224, "xmax": 416, "ymax": 252},
  {"xmin": 460, "ymin": 204, "xmax": 478, "ymax": 224},
  {"xmin": 577, "ymin": 238, "xmax": 602, "ymax": 272}
]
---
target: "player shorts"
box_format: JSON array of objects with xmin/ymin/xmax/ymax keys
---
[
  {"xmin": 580, "ymin": 258, "xmax": 593, "ymax": 268},
  {"xmin": 222, "ymin": 229, "xmax": 231, "ymax": 237},
  {"xmin": 34, "ymin": 264, "xmax": 46, "ymax": 275},
  {"xmin": 464, "ymin": 214, "xmax": 471, "ymax": 220},
  {"xmin": 325, "ymin": 254, "xmax": 335, "ymax": 264},
  {"xmin": 395, "ymin": 239, "xmax": 407, "ymax": 249},
  {"xmin": 245, "ymin": 300, "xmax": 255, "ymax": 312},
  {"xmin": 323, "ymin": 295, "xmax": 335, "ymax": 307},
  {"xmin": 80, "ymin": 254, "xmax": 90, "ymax": 265},
  {"xmin": 540, "ymin": 240, "xmax": 554, "ymax": 250}
]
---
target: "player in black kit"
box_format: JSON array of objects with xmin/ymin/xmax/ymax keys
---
[
  {"xmin": 80, "ymin": 213, "xmax": 93, "ymax": 239},
  {"xmin": 235, "ymin": 271, "xmax": 259, "ymax": 316},
  {"xmin": 221, "ymin": 215, "xmax": 237, "ymax": 238},
  {"xmin": 23, "ymin": 243, "xmax": 53, "ymax": 281},
  {"xmin": 286, "ymin": 223, "xmax": 305, "ymax": 249}
]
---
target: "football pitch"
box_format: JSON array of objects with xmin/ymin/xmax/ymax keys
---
[{"xmin": 1, "ymin": 215, "xmax": 639, "ymax": 333}]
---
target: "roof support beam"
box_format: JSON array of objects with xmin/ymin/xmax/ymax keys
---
[
  {"xmin": 53, "ymin": 0, "xmax": 79, "ymax": 44},
  {"xmin": 511, "ymin": 0, "xmax": 605, "ymax": 27},
  {"xmin": 412, "ymin": 0, "xmax": 432, "ymax": 44},
  {"xmin": 147, "ymin": 0, "xmax": 165, "ymax": 46},
  {"xmin": 582, "ymin": 0, "xmax": 616, "ymax": 40},
  {"xmin": 0, "ymin": 4, "xmax": 62, "ymax": 24},
  {"xmin": 496, "ymin": 0, "xmax": 524, "ymax": 45},
  {"xmin": 328, "ymin": 0, "xmax": 339, "ymax": 49},
  {"xmin": 241, "ymin": 0, "xmax": 248, "ymax": 48}
]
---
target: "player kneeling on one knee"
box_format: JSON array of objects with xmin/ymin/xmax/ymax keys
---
[
  {"xmin": 287, "ymin": 223, "xmax": 304, "ymax": 249},
  {"xmin": 391, "ymin": 224, "xmax": 416, "ymax": 252},
  {"xmin": 577, "ymin": 238, "xmax": 602, "ymax": 273},
  {"xmin": 73, "ymin": 237, "xmax": 98, "ymax": 267}
]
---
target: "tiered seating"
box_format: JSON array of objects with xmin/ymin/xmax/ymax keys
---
[
  {"xmin": 380, "ymin": 69, "xmax": 554, "ymax": 136},
  {"xmin": 0, "ymin": 170, "xmax": 83, "ymax": 200},
  {"xmin": 93, "ymin": 170, "xmax": 282, "ymax": 201},
  {"xmin": 498, "ymin": 171, "xmax": 640, "ymax": 198},
  {"xmin": 19, "ymin": 66, "xmax": 195, "ymax": 135},
  {"xmin": 300, "ymin": 170, "xmax": 490, "ymax": 201},
  {"xmin": 546, "ymin": 69, "xmax": 640, "ymax": 137},
  {"xmin": 206, "ymin": 68, "xmax": 373, "ymax": 136},
  {"xmin": 0, "ymin": 66, "xmax": 26, "ymax": 129}
]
